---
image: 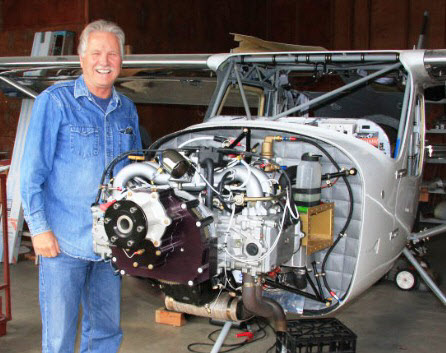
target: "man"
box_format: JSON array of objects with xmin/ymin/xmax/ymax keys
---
[{"xmin": 20, "ymin": 20, "xmax": 141, "ymax": 353}]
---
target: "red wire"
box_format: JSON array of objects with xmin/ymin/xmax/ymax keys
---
[{"xmin": 321, "ymin": 176, "xmax": 340, "ymax": 189}]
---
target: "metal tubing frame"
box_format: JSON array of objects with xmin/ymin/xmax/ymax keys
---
[
  {"xmin": 394, "ymin": 75, "xmax": 411, "ymax": 157},
  {"xmin": 408, "ymin": 223, "xmax": 446, "ymax": 243},
  {"xmin": 239, "ymin": 53, "xmax": 400, "ymax": 65},
  {"xmin": 207, "ymin": 61, "xmax": 235, "ymax": 119},
  {"xmin": 402, "ymin": 247, "xmax": 446, "ymax": 306},
  {"xmin": 0, "ymin": 174, "xmax": 12, "ymax": 320},
  {"xmin": 210, "ymin": 321, "xmax": 232, "ymax": 353},
  {"xmin": 271, "ymin": 62, "xmax": 402, "ymax": 120},
  {"xmin": 264, "ymin": 278, "xmax": 324, "ymax": 302},
  {"xmin": 0, "ymin": 76, "xmax": 37, "ymax": 99},
  {"xmin": 234, "ymin": 64, "xmax": 252, "ymax": 120}
]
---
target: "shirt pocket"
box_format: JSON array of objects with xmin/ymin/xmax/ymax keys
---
[
  {"xmin": 119, "ymin": 125, "xmax": 136, "ymax": 153},
  {"xmin": 70, "ymin": 125, "xmax": 99, "ymax": 158}
]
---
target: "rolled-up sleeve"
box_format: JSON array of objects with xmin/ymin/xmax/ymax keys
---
[{"xmin": 20, "ymin": 92, "xmax": 62, "ymax": 236}]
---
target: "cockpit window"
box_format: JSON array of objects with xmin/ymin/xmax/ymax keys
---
[
  {"xmin": 206, "ymin": 54, "xmax": 407, "ymax": 158},
  {"xmin": 217, "ymin": 84, "xmax": 264, "ymax": 116}
]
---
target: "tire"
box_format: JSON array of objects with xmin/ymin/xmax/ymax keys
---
[
  {"xmin": 395, "ymin": 269, "xmax": 418, "ymax": 291},
  {"xmin": 387, "ymin": 258, "xmax": 408, "ymax": 282}
]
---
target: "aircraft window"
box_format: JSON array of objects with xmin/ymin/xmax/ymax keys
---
[
  {"xmin": 425, "ymin": 84, "xmax": 446, "ymax": 102},
  {"xmin": 291, "ymin": 71, "xmax": 405, "ymax": 122}
]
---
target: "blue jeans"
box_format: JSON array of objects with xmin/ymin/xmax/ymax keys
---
[{"xmin": 39, "ymin": 252, "xmax": 122, "ymax": 353}]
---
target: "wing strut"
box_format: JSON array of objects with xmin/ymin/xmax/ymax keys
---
[{"xmin": 0, "ymin": 76, "xmax": 37, "ymax": 99}]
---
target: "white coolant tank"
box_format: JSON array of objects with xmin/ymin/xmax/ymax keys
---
[{"xmin": 294, "ymin": 153, "xmax": 322, "ymax": 207}]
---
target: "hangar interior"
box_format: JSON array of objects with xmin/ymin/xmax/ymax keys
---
[{"xmin": 1, "ymin": 1, "xmax": 446, "ymax": 353}]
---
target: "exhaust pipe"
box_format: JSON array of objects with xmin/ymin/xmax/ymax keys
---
[
  {"xmin": 164, "ymin": 293, "xmax": 249, "ymax": 322},
  {"xmin": 242, "ymin": 273, "xmax": 287, "ymax": 332}
]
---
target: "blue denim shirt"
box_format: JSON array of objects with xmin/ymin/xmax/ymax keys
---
[{"xmin": 20, "ymin": 75, "xmax": 142, "ymax": 260}]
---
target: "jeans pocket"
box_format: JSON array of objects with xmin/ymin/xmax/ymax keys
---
[
  {"xmin": 70, "ymin": 126, "xmax": 99, "ymax": 158},
  {"xmin": 119, "ymin": 127, "xmax": 136, "ymax": 154}
]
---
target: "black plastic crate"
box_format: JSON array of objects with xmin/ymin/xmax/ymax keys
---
[{"xmin": 276, "ymin": 318, "xmax": 357, "ymax": 353}]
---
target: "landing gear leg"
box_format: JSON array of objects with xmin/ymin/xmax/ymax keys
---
[{"xmin": 402, "ymin": 247, "xmax": 446, "ymax": 305}]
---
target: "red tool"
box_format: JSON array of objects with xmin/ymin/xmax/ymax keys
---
[{"xmin": 236, "ymin": 331, "xmax": 254, "ymax": 341}]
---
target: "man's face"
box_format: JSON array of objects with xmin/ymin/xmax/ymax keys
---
[{"xmin": 80, "ymin": 31, "xmax": 122, "ymax": 98}]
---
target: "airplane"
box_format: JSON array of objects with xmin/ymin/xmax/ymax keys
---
[{"xmin": 1, "ymin": 48, "xmax": 446, "ymax": 344}]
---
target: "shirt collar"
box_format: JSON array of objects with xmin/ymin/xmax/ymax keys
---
[{"xmin": 74, "ymin": 75, "xmax": 121, "ymax": 107}]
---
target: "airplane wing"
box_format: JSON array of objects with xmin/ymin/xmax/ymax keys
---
[
  {"xmin": 0, "ymin": 54, "xmax": 216, "ymax": 105},
  {"xmin": 1, "ymin": 50, "xmax": 446, "ymax": 105}
]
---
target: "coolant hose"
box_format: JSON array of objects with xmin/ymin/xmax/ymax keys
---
[{"xmin": 202, "ymin": 158, "xmax": 214, "ymax": 208}]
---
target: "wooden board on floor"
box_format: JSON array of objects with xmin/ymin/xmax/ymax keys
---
[{"xmin": 155, "ymin": 307, "xmax": 186, "ymax": 327}]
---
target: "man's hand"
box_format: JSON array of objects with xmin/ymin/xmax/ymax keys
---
[{"xmin": 32, "ymin": 231, "xmax": 60, "ymax": 258}]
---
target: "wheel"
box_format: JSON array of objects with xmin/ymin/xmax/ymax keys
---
[
  {"xmin": 395, "ymin": 269, "xmax": 418, "ymax": 291},
  {"xmin": 386, "ymin": 258, "xmax": 408, "ymax": 282}
]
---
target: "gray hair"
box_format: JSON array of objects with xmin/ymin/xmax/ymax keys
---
[{"xmin": 78, "ymin": 20, "xmax": 125, "ymax": 57}]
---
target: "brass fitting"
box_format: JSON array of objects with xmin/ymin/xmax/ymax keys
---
[
  {"xmin": 261, "ymin": 136, "xmax": 275, "ymax": 158},
  {"xmin": 261, "ymin": 136, "xmax": 283, "ymax": 159},
  {"xmin": 128, "ymin": 155, "xmax": 145, "ymax": 161}
]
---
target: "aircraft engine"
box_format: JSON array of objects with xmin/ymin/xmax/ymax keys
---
[{"xmin": 91, "ymin": 124, "xmax": 360, "ymax": 323}]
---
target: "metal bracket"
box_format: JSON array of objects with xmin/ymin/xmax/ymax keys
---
[
  {"xmin": 389, "ymin": 228, "xmax": 399, "ymax": 240},
  {"xmin": 395, "ymin": 169, "xmax": 407, "ymax": 179}
]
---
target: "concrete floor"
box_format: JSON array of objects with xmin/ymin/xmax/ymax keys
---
[{"xmin": 1, "ymin": 234, "xmax": 446, "ymax": 353}]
